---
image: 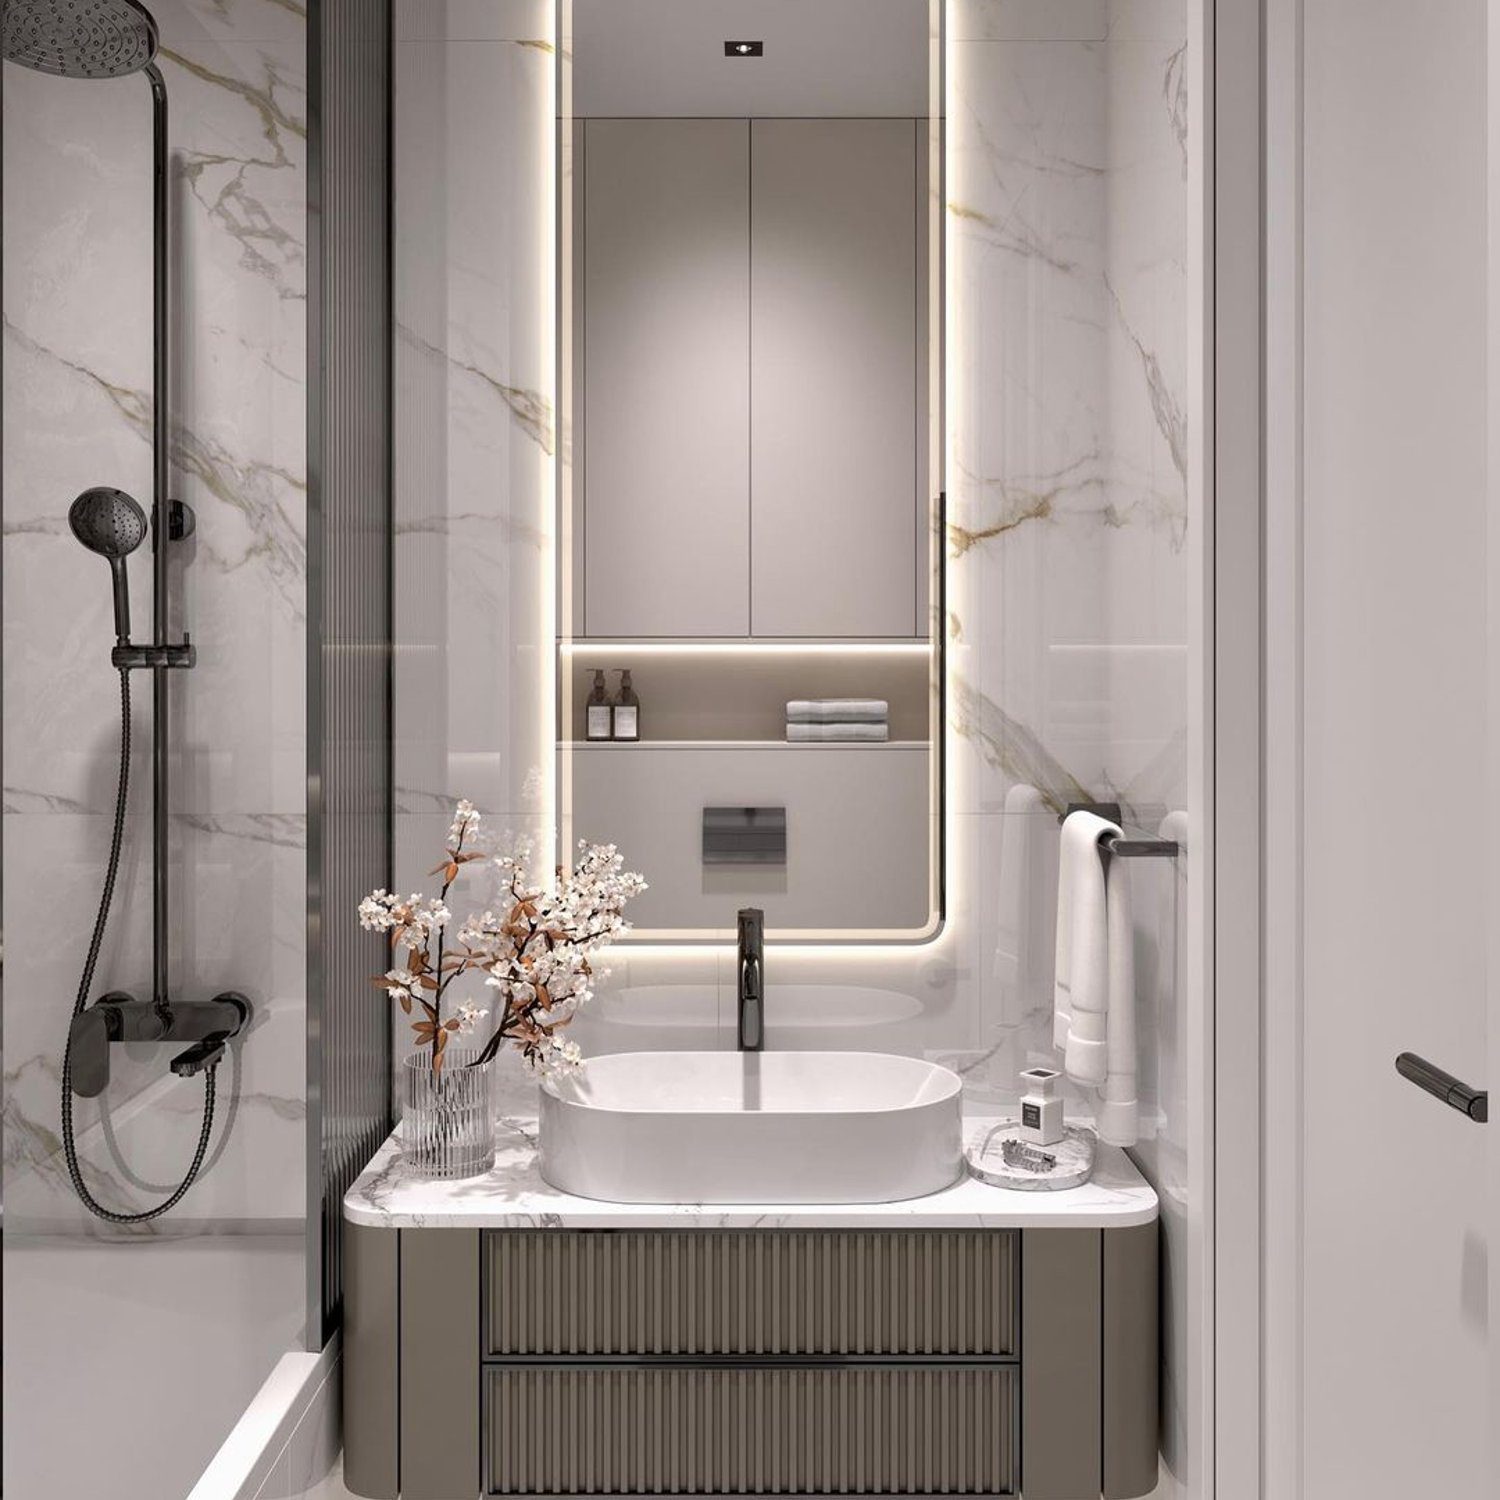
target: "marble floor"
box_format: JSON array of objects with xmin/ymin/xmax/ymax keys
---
[{"xmin": 2, "ymin": 1231, "xmax": 306, "ymax": 1500}]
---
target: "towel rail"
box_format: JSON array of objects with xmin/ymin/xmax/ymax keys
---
[{"xmin": 1059, "ymin": 802, "xmax": 1180, "ymax": 859}]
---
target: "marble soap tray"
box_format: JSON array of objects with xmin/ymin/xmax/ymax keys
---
[{"xmin": 965, "ymin": 1119, "xmax": 1097, "ymax": 1191}]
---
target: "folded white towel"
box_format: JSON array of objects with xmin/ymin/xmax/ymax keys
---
[
  {"xmin": 785, "ymin": 721, "xmax": 889, "ymax": 742},
  {"xmin": 786, "ymin": 699, "xmax": 889, "ymax": 723}
]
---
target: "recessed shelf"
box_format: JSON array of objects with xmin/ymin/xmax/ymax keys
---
[
  {"xmin": 559, "ymin": 639, "xmax": 933, "ymax": 654},
  {"xmin": 567, "ymin": 739, "xmax": 929, "ymax": 751}
]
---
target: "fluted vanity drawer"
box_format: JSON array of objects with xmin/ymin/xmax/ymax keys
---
[
  {"xmin": 485, "ymin": 1365, "xmax": 1018, "ymax": 1495},
  {"xmin": 484, "ymin": 1230, "xmax": 1017, "ymax": 1357}
]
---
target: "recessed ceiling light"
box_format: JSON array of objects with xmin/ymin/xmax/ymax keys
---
[{"xmin": 724, "ymin": 40, "xmax": 763, "ymax": 57}]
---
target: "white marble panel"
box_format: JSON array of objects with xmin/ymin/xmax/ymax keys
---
[
  {"xmin": 393, "ymin": 26, "xmax": 554, "ymax": 823},
  {"xmin": 2, "ymin": 0, "xmax": 307, "ymax": 1236},
  {"xmin": 947, "ymin": 33, "xmax": 1112, "ymax": 814}
]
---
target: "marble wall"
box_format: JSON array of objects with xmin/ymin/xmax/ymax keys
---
[
  {"xmin": 2, "ymin": 0, "xmax": 307, "ymax": 1228},
  {"xmin": 391, "ymin": 3, "xmax": 1197, "ymax": 1490},
  {"xmin": 391, "ymin": 5, "xmax": 554, "ymax": 852},
  {"xmin": 948, "ymin": 2, "xmax": 1194, "ymax": 1490},
  {"xmin": 390, "ymin": 0, "xmax": 555, "ymax": 1098}
]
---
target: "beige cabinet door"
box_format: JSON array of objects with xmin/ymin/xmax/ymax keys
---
[
  {"xmin": 583, "ymin": 118, "xmax": 750, "ymax": 637},
  {"xmin": 749, "ymin": 119, "xmax": 919, "ymax": 638}
]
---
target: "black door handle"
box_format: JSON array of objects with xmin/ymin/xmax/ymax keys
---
[{"xmin": 1395, "ymin": 1053, "xmax": 1488, "ymax": 1123}]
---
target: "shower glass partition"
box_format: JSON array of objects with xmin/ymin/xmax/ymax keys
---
[{"xmin": 2, "ymin": 0, "xmax": 320, "ymax": 1496}]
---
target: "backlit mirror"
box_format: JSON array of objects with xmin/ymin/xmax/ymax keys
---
[{"xmin": 557, "ymin": 0, "xmax": 944, "ymax": 940}]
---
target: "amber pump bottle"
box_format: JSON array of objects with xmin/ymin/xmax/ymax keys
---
[
  {"xmin": 613, "ymin": 669, "xmax": 640, "ymax": 741},
  {"xmin": 585, "ymin": 669, "xmax": 613, "ymax": 741}
]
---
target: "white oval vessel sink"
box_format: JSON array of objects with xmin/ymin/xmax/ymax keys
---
[{"xmin": 539, "ymin": 1050, "xmax": 963, "ymax": 1204}]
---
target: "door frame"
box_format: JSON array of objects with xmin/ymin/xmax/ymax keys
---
[
  {"xmin": 1210, "ymin": 2, "xmax": 1263, "ymax": 1499},
  {"xmin": 1490, "ymin": 0, "xmax": 1500, "ymax": 1477}
]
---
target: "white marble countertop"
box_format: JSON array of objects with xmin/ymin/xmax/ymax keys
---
[{"xmin": 344, "ymin": 1115, "xmax": 1159, "ymax": 1230}]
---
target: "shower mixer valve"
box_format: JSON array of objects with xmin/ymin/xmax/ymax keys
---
[{"xmin": 67, "ymin": 991, "xmax": 250, "ymax": 1099}]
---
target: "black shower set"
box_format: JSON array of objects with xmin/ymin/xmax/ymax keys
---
[{"xmin": 5, "ymin": 0, "xmax": 249, "ymax": 1222}]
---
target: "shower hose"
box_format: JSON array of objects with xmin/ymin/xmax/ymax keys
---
[{"xmin": 60, "ymin": 667, "xmax": 219, "ymax": 1223}]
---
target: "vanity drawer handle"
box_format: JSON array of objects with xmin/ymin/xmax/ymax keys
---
[{"xmin": 1395, "ymin": 1052, "xmax": 1488, "ymax": 1123}]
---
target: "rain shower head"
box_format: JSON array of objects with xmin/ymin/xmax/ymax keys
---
[
  {"xmin": 70, "ymin": 486, "xmax": 147, "ymax": 641},
  {"xmin": 2, "ymin": 0, "xmax": 158, "ymax": 80}
]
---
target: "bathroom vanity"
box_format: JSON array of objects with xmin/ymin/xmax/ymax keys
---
[{"xmin": 341, "ymin": 1121, "xmax": 1159, "ymax": 1500}]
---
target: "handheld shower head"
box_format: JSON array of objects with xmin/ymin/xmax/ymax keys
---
[
  {"xmin": 2, "ymin": 0, "xmax": 159, "ymax": 80},
  {"xmin": 69, "ymin": 486, "xmax": 147, "ymax": 642}
]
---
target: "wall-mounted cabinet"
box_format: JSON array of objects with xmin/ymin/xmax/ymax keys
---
[
  {"xmin": 581, "ymin": 120, "xmax": 751, "ymax": 637},
  {"xmin": 749, "ymin": 119, "xmax": 919, "ymax": 637},
  {"xmin": 344, "ymin": 1222, "xmax": 1160, "ymax": 1500},
  {"xmin": 578, "ymin": 117, "xmax": 925, "ymax": 640}
]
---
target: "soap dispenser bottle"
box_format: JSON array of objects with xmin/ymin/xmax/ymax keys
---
[
  {"xmin": 1018, "ymin": 1067, "xmax": 1065, "ymax": 1146},
  {"xmin": 585, "ymin": 669, "xmax": 613, "ymax": 741},
  {"xmin": 613, "ymin": 669, "xmax": 640, "ymax": 741}
]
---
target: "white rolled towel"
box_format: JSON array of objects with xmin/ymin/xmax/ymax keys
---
[
  {"xmin": 785, "ymin": 721, "xmax": 889, "ymax": 742},
  {"xmin": 786, "ymin": 699, "xmax": 889, "ymax": 723},
  {"xmin": 1053, "ymin": 807, "xmax": 1139, "ymax": 1148},
  {"xmin": 1054, "ymin": 810, "xmax": 1118, "ymax": 1083}
]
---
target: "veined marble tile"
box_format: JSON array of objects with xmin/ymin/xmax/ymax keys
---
[
  {"xmin": 3, "ymin": 24, "xmax": 308, "ymax": 817},
  {"xmin": 3, "ymin": 0, "xmax": 307, "ymax": 1239},
  {"xmin": 166, "ymin": 0, "xmax": 310, "ymax": 46},
  {"xmin": 393, "ymin": 36, "xmax": 554, "ymax": 822},
  {"xmin": 3, "ymin": 812, "xmax": 306, "ymax": 1230}
]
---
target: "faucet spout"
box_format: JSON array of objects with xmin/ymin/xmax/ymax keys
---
[{"xmin": 736, "ymin": 907, "xmax": 765, "ymax": 1051}]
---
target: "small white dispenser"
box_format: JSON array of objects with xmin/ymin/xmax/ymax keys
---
[{"xmin": 1018, "ymin": 1067, "xmax": 1064, "ymax": 1146}]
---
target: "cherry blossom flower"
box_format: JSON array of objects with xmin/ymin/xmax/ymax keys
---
[{"xmin": 358, "ymin": 801, "xmax": 645, "ymax": 1074}]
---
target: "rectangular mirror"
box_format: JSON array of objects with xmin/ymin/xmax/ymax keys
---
[{"xmin": 557, "ymin": 0, "xmax": 944, "ymax": 941}]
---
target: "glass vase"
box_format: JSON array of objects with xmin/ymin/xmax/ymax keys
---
[{"xmin": 401, "ymin": 1049, "xmax": 496, "ymax": 1179}]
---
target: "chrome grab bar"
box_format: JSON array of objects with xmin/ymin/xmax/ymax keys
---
[{"xmin": 1395, "ymin": 1052, "xmax": 1488, "ymax": 1124}]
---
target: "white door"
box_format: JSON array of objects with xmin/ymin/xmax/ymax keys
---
[{"xmin": 1264, "ymin": 1, "xmax": 1496, "ymax": 1494}]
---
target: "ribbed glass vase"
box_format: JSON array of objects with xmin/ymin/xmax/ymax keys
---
[{"xmin": 401, "ymin": 1049, "xmax": 496, "ymax": 1179}]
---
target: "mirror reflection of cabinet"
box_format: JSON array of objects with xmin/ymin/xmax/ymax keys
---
[
  {"xmin": 582, "ymin": 119, "xmax": 750, "ymax": 638},
  {"xmin": 580, "ymin": 118, "xmax": 923, "ymax": 640}
]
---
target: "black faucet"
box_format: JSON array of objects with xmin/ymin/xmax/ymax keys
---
[{"xmin": 737, "ymin": 907, "xmax": 764, "ymax": 1051}]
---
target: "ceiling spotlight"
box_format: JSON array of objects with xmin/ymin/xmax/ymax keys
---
[{"xmin": 724, "ymin": 40, "xmax": 763, "ymax": 57}]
